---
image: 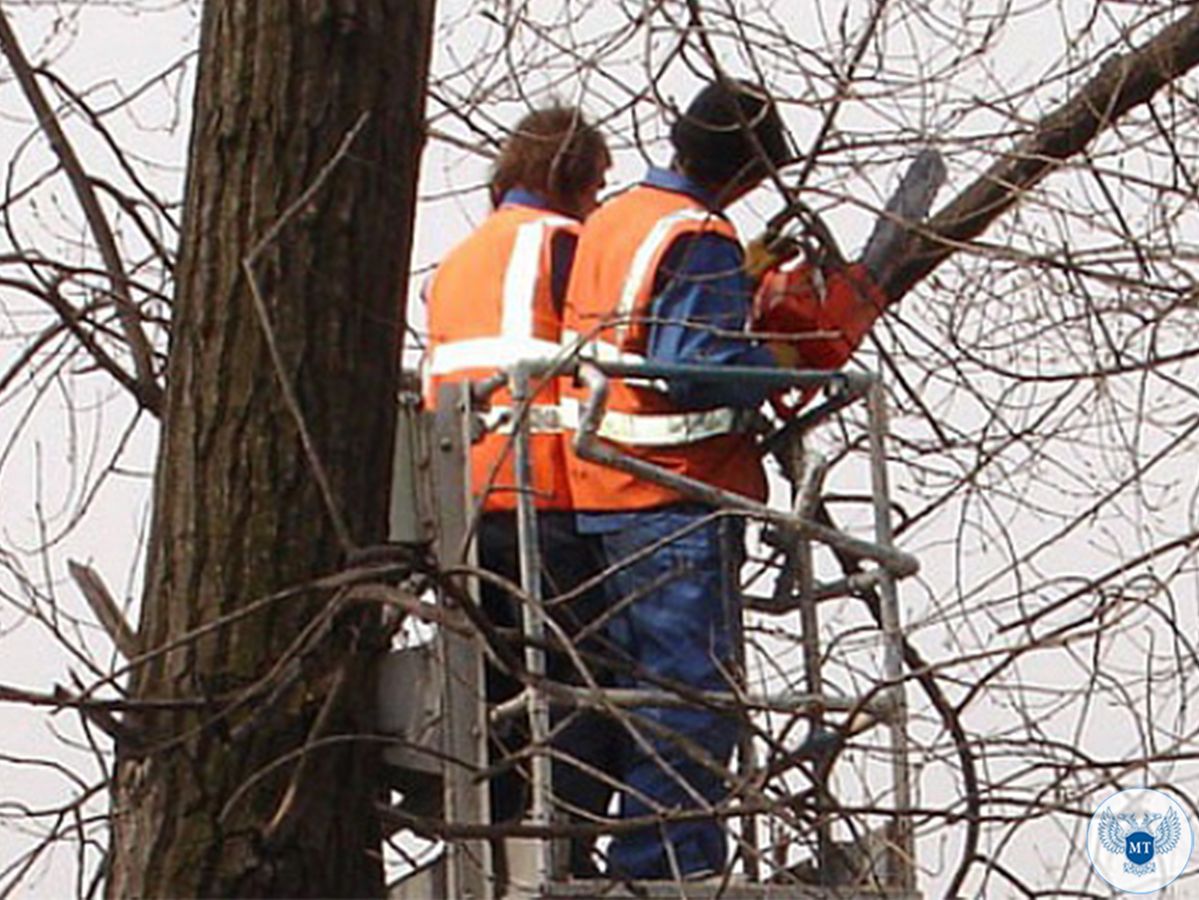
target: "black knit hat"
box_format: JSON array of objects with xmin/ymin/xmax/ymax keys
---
[{"xmin": 670, "ymin": 80, "xmax": 795, "ymax": 187}]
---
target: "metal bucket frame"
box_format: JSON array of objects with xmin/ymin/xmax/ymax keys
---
[{"xmin": 386, "ymin": 360, "xmax": 919, "ymax": 898}]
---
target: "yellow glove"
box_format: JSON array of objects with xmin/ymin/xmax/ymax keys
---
[{"xmin": 744, "ymin": 231, "xmax": 801, "ymax": 280}]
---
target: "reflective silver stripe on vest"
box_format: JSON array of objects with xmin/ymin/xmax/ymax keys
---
[
  {"xmin": 614, "ymin": 208, "xmax": 724, "ymax": 343},
  {"xmin": 427, "ymin": 212, "xmax": 574, "ymax": 380},
  {"xmin": 481, "ymin": 398, "xmax": 747, "ymax": 446},
  {"xmin": 560, "ymin": 329, "xmax": 648, "ymax": 366},
  {"xmin": 428, "ymin": 337, "xmax": 568, "ymax": 376},
  {"xmin": 592, "ymin": 405, "xmax": 751, "ymax": 447},
  {"xmin": 560, "ymin": 329, "xmax": 668, "ymax": 394},
  {"xmin": 501, "ymin": 216, "xmax": 573, "ymax": 339}
]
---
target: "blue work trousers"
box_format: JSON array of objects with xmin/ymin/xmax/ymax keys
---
[{"xmin": 582, "ymin": 505, "xmax": 744, "ymax": 879}]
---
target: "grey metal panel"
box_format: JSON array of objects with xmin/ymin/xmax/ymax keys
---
[
  {"xmin": 389, "ymin": 388, "xmax": 435, "ymax": 544},
  {"xmin": 377, "ymin": 645, "xmax": 442, "ymax": 775},
  {"xmin": 388, "ymin": 854, "xmax": 448, "ymax": 900}
]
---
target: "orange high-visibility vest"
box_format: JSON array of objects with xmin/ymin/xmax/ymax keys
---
[
  {"xmin": 563, "ymin": 185, "xmax": 767, "ymax": 511},
  {"xmin": 425, "ymin": 204, "xmax": 578, "ymax": 511}
]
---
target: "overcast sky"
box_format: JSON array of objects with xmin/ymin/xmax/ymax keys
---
[{"xmin": 1, "ymin": 1, "xmax": 1198, "ymax": 896}]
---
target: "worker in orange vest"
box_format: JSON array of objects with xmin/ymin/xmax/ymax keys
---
[
  {"xmin": 423, "ymin": 106, "xmax": 616, "ymax": 878},
  {"xmin": 563, "ymin": 81, "xmax": 888, "ymax": 880}
]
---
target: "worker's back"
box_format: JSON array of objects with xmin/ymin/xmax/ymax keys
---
[
  {"xmin": 564, "ymin": 181, "xmax": 767, "ymax": 510},
  {"xmin": 425, "ymin": 202, "xmax": 578, "ymax": 510}
]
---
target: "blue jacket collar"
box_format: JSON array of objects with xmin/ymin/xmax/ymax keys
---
[
  {"xmin": 643, "ymin": 166, "xmax": 721, "ymax": 211},
  {"xmin": 499, "ymin": 187, "xmax": 554, "ymax": 211}
]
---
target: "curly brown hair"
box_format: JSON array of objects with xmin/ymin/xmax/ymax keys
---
[{"xmin": 489, "ymin": 106, "xmax": 609, "ymax": 214}]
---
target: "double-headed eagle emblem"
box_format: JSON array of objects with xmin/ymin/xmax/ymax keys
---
[{"xmin": 1098, "ymin": 807, "xmax": 1183, "ymax": 876}]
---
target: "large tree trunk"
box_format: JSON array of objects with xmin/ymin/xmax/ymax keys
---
[{"xmin": 107, "ymin": 2, "xmax": 434, "ymax": 896}]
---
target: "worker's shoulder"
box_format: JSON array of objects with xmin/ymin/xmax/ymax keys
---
[
  {"xmin": 435, "ymin": 205, "xmax": 546, "ymax": 264},
  {"xmin": 584, "ymin": 184, "xmax": 728, "ymax": 236},
  {"xmin": 584, "ymin": 183, "xmax": 649, "ymax": 220}
]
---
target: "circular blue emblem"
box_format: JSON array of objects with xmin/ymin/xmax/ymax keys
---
[{"xmin": 1088, "ymin": 788, "xmax": 1193, "ymax": 893}]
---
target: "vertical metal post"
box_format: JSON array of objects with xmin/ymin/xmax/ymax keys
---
[
  {"xmin": 726, "ymin": 516, "xmax": 759, "ymax": 881},
  {"xmin": 866, "ymin": 381, "xmax": 915, "ymax": 891},
  {"xmin": 791, "ymin": 438, "xmax": 825, "ymax": 717},
  {"xmin": 432, "ymin": 382, "xmax": 493, "ymax": 900},
  {"xmin": 790, "ymin": 436, "xmax": 833, "ymax": 878},
  {"xmin": 509, "ymin": 365, "xmax": 555, "ymax": 884}
]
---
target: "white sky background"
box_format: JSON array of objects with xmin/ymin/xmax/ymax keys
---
[
  {"xmin": 1, "ymin": 0, "xmax": 1198, "ymax": 896},
  {"xmin": 0, "ymin": 3, "xmax": 194, "ymax": 896}
]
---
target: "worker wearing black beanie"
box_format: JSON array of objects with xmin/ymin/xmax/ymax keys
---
[{"xmin": 670, "ymin": 79, "xmax": 796, "ymax": 190}]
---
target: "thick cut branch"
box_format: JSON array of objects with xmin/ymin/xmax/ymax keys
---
[
  {"xmin": 883, "ymin": 6, "xmax": 1199, "ymax": 301},
  {"xmin": 68, "ymin": 561, "xmax": 140, "ymax": 661}
]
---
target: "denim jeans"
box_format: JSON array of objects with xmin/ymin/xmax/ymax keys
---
[{"xmin": 582, "ymin": 505, "xmax": 743, "ymax": 879}]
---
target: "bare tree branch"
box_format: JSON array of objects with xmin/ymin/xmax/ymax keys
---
[
  {"xmin": 0, "ymin": 7, "xmax": 163, "ymax": 415},
  {"xmin": 66, "ymin": 561, "xmax": 138, "ymax": 661},
  {"xmin": 884, "ymin": 6, "xmax": 1199, "ymax": 301}
]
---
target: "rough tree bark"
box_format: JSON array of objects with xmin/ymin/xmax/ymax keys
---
[{"xmin": 107, "ymin": 2, "xmax": 434, "ymax": 896}]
